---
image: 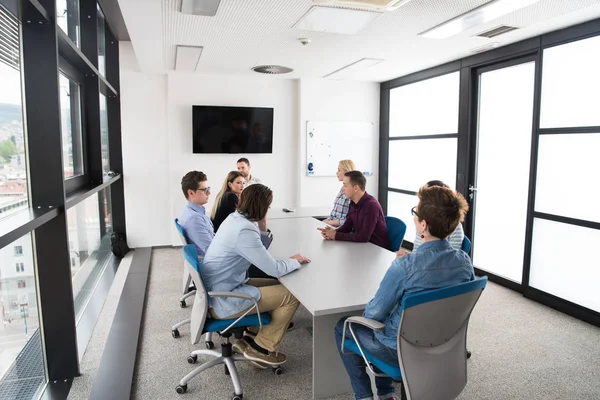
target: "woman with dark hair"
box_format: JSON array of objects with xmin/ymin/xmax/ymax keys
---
[
  {"xmin": 202, "ymin": 184, "xmax": 310, "ymax": 366},
  {"xmin": 335, "ymin": 185, "xmax": 474, "ymax": 400},
  {"xmin": 210, "ymin": 171, "xmax": 245, "ymax": 232}
]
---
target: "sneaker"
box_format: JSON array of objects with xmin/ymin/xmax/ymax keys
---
[
  {"xmin": 232, "ymin": 339, "xmax": 248, "ymax": 355},
  {"xmin": 249, "ymin": 360, "xmax": 268, "ymax": 370},
  {"xmin": 243, "ymin": 346, "xmax": 287, "ymax": 366}
]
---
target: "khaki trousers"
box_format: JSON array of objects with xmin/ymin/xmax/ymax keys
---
[{"xmin": 210, "ymin": 278, "xmax": 299, "ymax": 352}]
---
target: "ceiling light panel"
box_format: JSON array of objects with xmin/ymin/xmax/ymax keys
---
[
  {"xmin": 293, "ymin": 6, "xmax": 382, "ymax": 34},
  {"xmin": 420, "ymin": 0, "xmax": 542, "ymax": 39},
  {"xmin": 180, "ymin": 0, "xmax": 222, "ymax": 16},
  {"xmin": 175, "ymin": 45, "xmax": 203, "ymax": 71},
  {"xmin": 325, "ymin": 57, "xmax": 384, "ymax": 79}
]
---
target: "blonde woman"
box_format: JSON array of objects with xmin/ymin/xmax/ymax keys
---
[
  {"xmin": 323, "ymin": 159, "xmax": 356, "ymax": 227},
  {"xmin": 210, "ymin": 171, "xmax": 245, "ymax": 232}
]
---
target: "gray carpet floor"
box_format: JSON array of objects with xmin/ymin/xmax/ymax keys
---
[{"xmin": 122, "ymin": 248, "xmax": 600, "ymax": 399}]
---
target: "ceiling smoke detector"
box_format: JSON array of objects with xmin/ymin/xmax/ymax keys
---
[{"xmin": 252, "ymin": 65, "xmax": 294, "ymax": 74}]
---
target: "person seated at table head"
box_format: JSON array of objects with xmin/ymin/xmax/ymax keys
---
[
  {"xmin": 202, "ymin": 184, "xmax": 311, "ymax": 366},
  {"xmin": 396, "ymin": 180, "xmax": 465, "ymax": 258},
  {"xmin": 323, "ymin": 159, "xmax": 356, "ymax": 227},
  {"xmin": 334, "ymin": 185, "xmax": 474, "ymax": 400},
  {"xmin": 318, "ymin": 170, "xmax": 390, "ymax": 250},
  {"xmin": 210, "ymin": 171, "xmax": 245, "ymax": 232},
  {"xmin": 178, "ymin": 171, "xmax": 214, "ymax": 257},
  {"xmin": 237, "ymin": 157, "xmax": 261, "ymax": 188}
]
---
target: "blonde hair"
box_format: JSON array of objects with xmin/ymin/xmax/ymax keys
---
[
  {"xmin": 338, "ymin": 159, "xmax": 356, "ymax": 173},
  {"xmin": 210, "ymin": 171, "xmax": 244, "ymax": 219}
]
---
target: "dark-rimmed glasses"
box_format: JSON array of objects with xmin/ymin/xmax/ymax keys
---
[
  {"xmin": 196, "ymin": 186, "xmax": 210, "ymax": 194},
  {"xmin": 411, "ymin": 206, "xmax": 420, "ymax": 218}
]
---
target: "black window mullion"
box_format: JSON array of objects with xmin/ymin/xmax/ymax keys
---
[{"xmin": 21, "ymin": 0, "xmax": 79, "ymax": 380}]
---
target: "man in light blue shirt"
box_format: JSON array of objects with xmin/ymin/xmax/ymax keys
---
[
  {"xmin": 178, "ymin": 171, "xmax": 214, "ymax": 257},
  {"xmin": 334, "ymin": 186, "xmax": 474, "ymax": 400}
]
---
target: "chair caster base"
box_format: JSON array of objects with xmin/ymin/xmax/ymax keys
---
[
  {"xmin": 187, "ymin": 355, "xmax": 197, "ymax": 364},
  {"xmin": 180, "ymin": 300, "xmax": 187, "ymax": 308},
  {"xmin": 272, "ymin": 366, "xmax": 283, "ymax": 375},
  {"xmin": 467, "ymin": 350, "xmax": 472, "ymax": 359},
  {"xmin": 205, "ymin": 341, "xmax": 214, "ymax": 350},
  {"xmin": 232, "ymin": 394, "xmax": 243, "ymax": 400},
  {"xmin": 176, "ymin": 384, "xmax": 187, "ymax": 394},
  {"xmin": 172, "ymin": 329, "xmax": 180, "ymax": 338}
]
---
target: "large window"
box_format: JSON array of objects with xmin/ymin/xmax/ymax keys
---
[
  {"xmin": 59, "ymin": 73, "xmax": 84, "ymax": 179},
  {"xmin": 97, "ymin": 5, "xmax": 106, "ymax": 77},
  {"xmin": 386, "ymin": 71, "xmax": 460, "ymax": 244},
  {"xmin": 56, "ymin": 0, "xmax": 80, "ymax": 46},
  {"xmin": 100, "ymin": 93, "xmax": 109, "ymax": 174},
  {"xmin": 529, "ymin": 35, "xmax": 600, "ymax": 307},
  {"xmin": 0, "ymin": 12, "xmax": 28, "ymax": 218},
  {"xmin": 0, "ymin": 233, "xmax": 45, "ymax": 394},
  {"xmin": 69, "ymin": 190, "xmax": 113, "ymax": 319}
]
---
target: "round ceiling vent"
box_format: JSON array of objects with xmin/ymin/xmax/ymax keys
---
[{"xmin": 252, "ymin": 65, "xmax": 294, "ymax": 74}]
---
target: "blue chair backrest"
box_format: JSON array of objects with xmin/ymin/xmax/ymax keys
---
[
  {"xmin": 461, "ymin": 236, "xmax": 471, "ymax": 254},
  {"xmin": 174, "ymin": 218, "xmax": 190, "ymax": 244},
  {"xmin": 385, "ymin": 216, "xmax": 407, "ymax": 252},
  {"xmin": 401, "ymin": 276, "xmax": 487, "ymax": 311}
]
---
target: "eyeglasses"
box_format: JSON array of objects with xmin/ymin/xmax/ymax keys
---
[
  {"xmin": 196, "ymin": 186, "xmax": 210, "ymax": 194},
  {"xmin": 411, "ymin": 206, "xmax": 420, "ymax": 217}
]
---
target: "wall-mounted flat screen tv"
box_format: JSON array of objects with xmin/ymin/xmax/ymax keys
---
[{"xmin": 192, "ymin": 105, "xmax": 274, "ymax": 154}]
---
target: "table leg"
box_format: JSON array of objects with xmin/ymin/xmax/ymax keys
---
[{"xmin": 313, "ymin": 310, "xmax": 362, "ymax": 399}]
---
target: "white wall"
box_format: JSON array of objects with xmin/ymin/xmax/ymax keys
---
[
  {"xmin": 120, "ymin": 44, "xmax": 380, "ymax": 247},
  {"xmin": 120, "ymin": 42, "xmax": 171, "ymax": 247},
  {"xmin": 167, "ymin": 73, "xmax": 299, "ymax": 245},
  {"xmin": 298, "ymin": 79, "xmax": 380, "ymax": 207}
]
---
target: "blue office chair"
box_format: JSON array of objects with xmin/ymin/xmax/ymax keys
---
[
  {"xmin": 341, "ymin": 277, "xmax": 487, "ymax": 400},
  {"xmin": 461, "ymin": 235, "xmax": 471, "ymax": 254},
  {"xmin": 172, "ymin": 219, "xmax": 215, "ymax": 350},
  {"xmin": 385, "ymin": 216, "xmax": 407, "ymax": 252},
  {"xmin": 176, "ymin": 244, "xmax": 276, "ymax": 399}
]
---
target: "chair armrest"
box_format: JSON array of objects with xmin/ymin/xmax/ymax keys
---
[
  {"xmin": 346, "ymin": 316, "xmax": 385, "ymax": 332},
  {"xmin": 207, "ymin": 291, "xmax": 264, "ymax": 334}
]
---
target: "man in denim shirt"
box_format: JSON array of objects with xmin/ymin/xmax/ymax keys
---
[
  {"xmin": 178, "ymin": 171, "xmax": 214, "ymax": 257},
  {"xmin": 334, "ymin": 186, "xmax": 474, "ymax": 400}
]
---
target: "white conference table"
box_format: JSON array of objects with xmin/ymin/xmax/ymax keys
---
[
  {"xmin": 268, "ymin": 206, "xmax": 331, "ymax": 220},
  {"xmin": 268, "ymin": 217, "xmax": 396, "ymax": 399}
]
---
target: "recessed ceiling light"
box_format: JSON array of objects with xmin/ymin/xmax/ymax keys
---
[
  {"xmin": 180, "ymin": 0, "xmax": 221, "ymax": 16},
  {"xmin": 470, "ymin": 42, "xmax": 501, "ymax": 54},
  {"xmin": 419, "ymin": 0, "xmax": 541, "ymax": 39},
  {"xmin": 175, "ymin": 45, "xmax": 203, "ymax": 71},
  {"xmin": 293, "ymin": 6, "xmax": 381, "ymax": 35},
  {"xmin": 325, "ymin": 58, "xmax": 384, "ymax": 79}
]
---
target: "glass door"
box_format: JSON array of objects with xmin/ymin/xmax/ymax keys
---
[{"xmin": 469, "ymin": 59, "xmax": 536, "ymax": 284}]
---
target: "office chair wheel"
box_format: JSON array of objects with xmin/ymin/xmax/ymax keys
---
[
  {"xmin": 180, "ymin": 300, "xmax": 187, "ymax": 308},
  {"xmin": 172, "ymin": 329, "xmax": 180, "ymax": 338},
  {"xmin": 176, "ymin": 384, "xmax": 187, "ymax": 394},
  {"xmin": 467, "ymin": 350, "xmax": 472, "ymax": 359},
  {"xmin": 205, "ymin": 341, "xmax": 214, "ymax": 349},
  {"xmin": 231, "ymin": 394, "xmax": 243, "ymax": 400},
  {"xmin": 224, "ymin": 365, "xmax": 230, "ymax": 375},
  {"xmin": 272, "ymin": 366, "xmax": 283, "ymax": 375},
  {"xmin": 187, "ymin": 355, "xmax": 198, "ymax": 364}
]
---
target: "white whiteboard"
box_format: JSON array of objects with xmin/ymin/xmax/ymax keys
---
[{"xmin": 306, "ymin": 121, "xmax": 375, "ymax": 177}]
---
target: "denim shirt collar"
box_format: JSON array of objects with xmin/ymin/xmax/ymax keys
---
[
  {"xmin": 187, "ymin": 201, "xmax": 206, "ymax": 215},
  {"xmin": 415, "ymin": 239, "xmax": 452, "ymax": 252}
]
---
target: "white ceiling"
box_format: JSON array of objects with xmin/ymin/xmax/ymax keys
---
[{"xmin": 118, "ymin": 0, "xmax": 600, "ymax": 82}]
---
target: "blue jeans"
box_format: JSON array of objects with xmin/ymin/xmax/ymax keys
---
[{"xmin": 334, "ymin": 317, "xmax": 399, "ymax": 400}]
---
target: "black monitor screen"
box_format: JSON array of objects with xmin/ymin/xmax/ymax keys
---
[{"xmin": 192, "ymin": 105, "xmax": 274, "ymax": 154}]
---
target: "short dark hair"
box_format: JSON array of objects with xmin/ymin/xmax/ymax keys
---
[
  {"xmin": 237, "ymin": 157, "xmax": 250, "ymax": 166},
  {"xmin": 425, "ymin": 180, "xmax": 449, "ymax": 189},
  {"xmin": 237, "ymin": 184, "xmax": 272, "ymax": 221},
  {"xmin": 416, "ymin": 186, "xmax": 469, "ymax": 240},
  {"xmin": 344, "ymin": 170, "xmax": 366, "ymax": 191},
  {"xmin": 181, "ymin": 171, "xmax": 207, "ymax": 199}
]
